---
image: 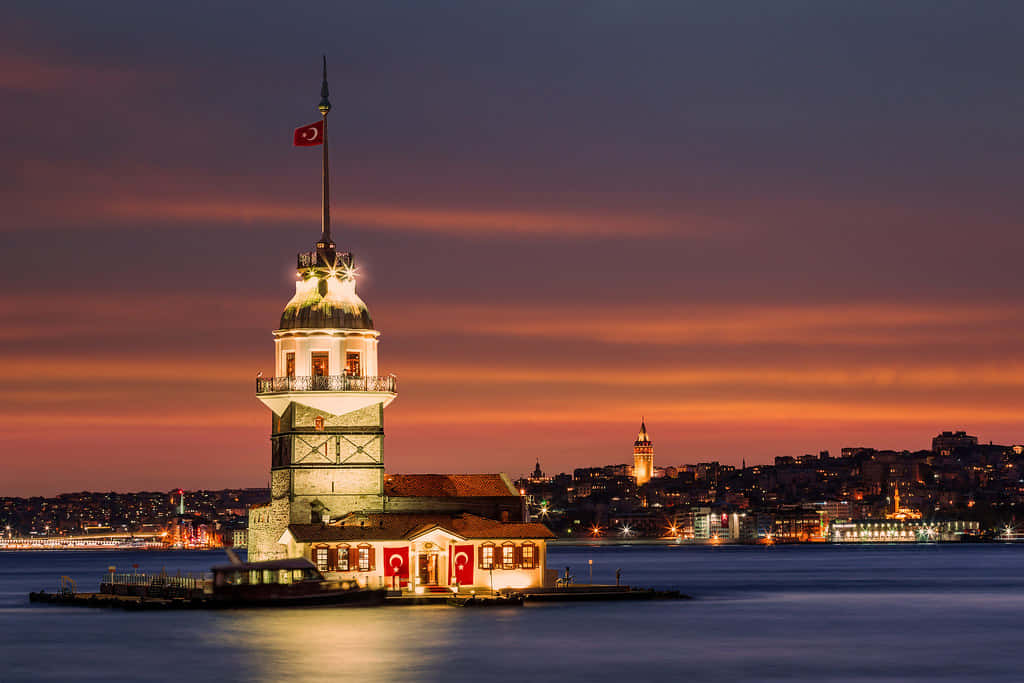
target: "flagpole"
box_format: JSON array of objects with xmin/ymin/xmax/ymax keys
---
[{"xmin": 318, "ymin": 55, "xmax": 333, "ymax": 255}]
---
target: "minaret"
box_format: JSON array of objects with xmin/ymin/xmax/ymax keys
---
[
  {"xmin": 893, "ymin": 483, "xmax": 901, "ymax": 516},
  {"xmin": 248, "ymin": 58, "xmax": 397, "ymax": 561},
  {"xmin": 633, "ymin": 419, "xmax": 654, "ymax": 486}
]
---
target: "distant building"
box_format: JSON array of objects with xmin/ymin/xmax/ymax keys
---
[
  {"xmin": 932, "ymin": 430, "xmax": 978, "ymax": 455},
  {"xmin": 831, "ymin": 519, "xmax": 979, "ymax": 542},
  {"xmin": 633, "ymin": 420, "xmax": 654, "ymax": 486}
]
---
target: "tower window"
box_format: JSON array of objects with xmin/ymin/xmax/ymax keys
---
[
  {"xmin": 285, "ymin": 352, "xmax": 295, "ymax": 378},
  {"xmin": 311, "ymin": 352, "xmax": 329, "ymax": 377},
  {"xmin": 345, "ymin": 352, "xmax": 361, "ymax": 377}
]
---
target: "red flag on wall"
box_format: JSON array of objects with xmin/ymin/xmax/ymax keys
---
[
  {"xmin": 383, "ymin": 547, "xmax": 409, "ymax": 578},
  {"xmin": 293, "ymin": 120, "xmax": 324, "ymax": 146},
  {"xmin": 451, "ymin": 544, "xmax": 474, "ymax": 585}
]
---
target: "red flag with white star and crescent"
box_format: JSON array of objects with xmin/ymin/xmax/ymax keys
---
[
  {"xmin": 383, "ymin": 547, "xmax": 409, "ymax": 579},
  {"xmin": 452, "ymin": 544, "xmax": 474, "ymax": 585},
  {"xmin": 293, "ymin": 120, "xmax": 324, "ymax": 146}
]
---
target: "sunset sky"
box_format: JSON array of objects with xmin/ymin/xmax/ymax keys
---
[{"xmin": 3, "ymin": 2, "xmax": 1024, "ymax": 495}]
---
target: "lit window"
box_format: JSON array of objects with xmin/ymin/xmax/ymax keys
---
[
  {"xmin": 346, "ymin": 352, "xmax": 361, "ymax": 377},
  {"xmin": 520, "ymin": 544, "xmax": 536, "ymax": 569},
  {"xmin": 481, "ymin": 545, "xmax": 494, "ymax": 569},
  {"xmin": 312, "ymin": 352, "xmax": 329, "ymax": 377},
  {"xmin": 315, "ymin": 547, "xmax": 328, "ymax": 572},
  {"xmin": 502, "ymin": 544, "xmax": 516, "ymax": 569},
  {"xmin": 285, "ymin": 352, "xmax": 295, "ymax": 378},
  {"xmin": 338, "ymin": 546, "xmax": 350, "ymax": 571},
  {"xmin": 358, "ymin": 546, "xmax": 370, "ymax": 571}
]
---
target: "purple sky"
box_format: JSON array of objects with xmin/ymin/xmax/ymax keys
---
[{"xmin": 3, "ymin": 2, "xmax": 1024, "ymax": 495}]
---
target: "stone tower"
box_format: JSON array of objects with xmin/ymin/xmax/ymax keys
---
[
  {"xmin": 633, "ymin": 420, "xmax": 654, "ymax": 486},
  {"xmin": 246, "ymin": 58, "xmax": 396, "ymax": 560},
  {"xmin": 247, "ymin": 241, "xmax": 397, "ymax": 560}
]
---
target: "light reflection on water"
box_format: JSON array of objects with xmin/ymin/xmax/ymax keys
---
[{"xmin": 1, "ymin": 545, "xmax": 1023, "ymax": 682}]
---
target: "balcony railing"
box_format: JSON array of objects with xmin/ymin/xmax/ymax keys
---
[{"xmin": 256, "ymin": 375, "xmax": 396, "ymax": 394}]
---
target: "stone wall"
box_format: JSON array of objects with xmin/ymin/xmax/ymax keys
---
[{"xmin": 247, "ymin": 470, "xmax": 292, "ymax": 561}]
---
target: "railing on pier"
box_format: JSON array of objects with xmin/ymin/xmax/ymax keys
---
[
  {"xmin": 256, "ymin": 375, "xmax": 396, "ymax": 394},
  {"xmin": 100, "ymin": 570, "xmax": 207, "ymax": 599}
]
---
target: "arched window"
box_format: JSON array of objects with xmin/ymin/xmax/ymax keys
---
[
  {"xmin": 478, "ymin": 542, "xmax": 495, "ymax": 569},
  {"xmin": 519, "ymin": 542, "xmax": 537, "ymax": 570},
  {"xmin": 313, "ymin": 544, "xmax": 329, "ymax": 572},
  {"xmin": 357, "ymin": 544, "xmax": 374, "ymax": 571},
  {"xmin": 501, "ymin": 541, "xmax": 516, "ymax": 570},
  {"xmin": 337, "ymin": 544, "xmax": 351, "ymax": 571}
]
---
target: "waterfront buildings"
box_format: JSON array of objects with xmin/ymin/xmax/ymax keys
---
[
  {"xmin": 516, "ymin": 429, "xmax": 1019, "ymax": 543},
  {"xmin": 830, "ymin": 519, "xmax": 979, "ymax": 543}
]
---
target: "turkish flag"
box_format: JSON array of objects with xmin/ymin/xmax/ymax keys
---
[
  {"xmin": 293, "ymin": 120, "xmax": 324, "ymax": 146},
  {"xmin": 451, "ymin": 544, "xmax": 474, "ymax": 586},
  {"xmin": 383, "ymin": 547, "xmax": 409, "ymax": 578}
]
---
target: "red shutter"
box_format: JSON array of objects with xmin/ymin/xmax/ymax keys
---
[
  {"xmin": 349, "ymin": 547, "xmax": 358, "ymax": 570},
  {"xmin": 515, "ymin": 544, "xmax": 522, "ymax": 568},
  {"xmin": 327, "ymin": 547, "xmax": 338, "ymax": 571},
  {"xmin": 368, "ymin": 546, "xmax": 376, "ymax": 571},
  {"xmin": 478, "ymin": 545, "xmax": 484, "ymax": 569}
]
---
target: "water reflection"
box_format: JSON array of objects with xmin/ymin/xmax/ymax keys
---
[
  {"xmin": 3, "ymin": 546, "xmax": 1024, "ymax": 682},
  {"xmin": 216, "ymin": 605, "xmax": 458, "ymax": 681}
]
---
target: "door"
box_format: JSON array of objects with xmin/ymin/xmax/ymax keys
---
[
  {"xmin": 418, "ymin": 553, "xmax": 439, "ymax": 585},
  {"xmin": 311, "ymin": 352, "xmax": 329, "ymax": 377}
]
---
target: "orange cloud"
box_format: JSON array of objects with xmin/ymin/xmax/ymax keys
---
[{"xmin": 89, "ymin": 196, "xmax": 690, "ymax": 238}]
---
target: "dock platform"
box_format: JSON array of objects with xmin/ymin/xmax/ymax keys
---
[{"xmin": 30, "ymin": 584, "xmax": 689, "ymax": 611}]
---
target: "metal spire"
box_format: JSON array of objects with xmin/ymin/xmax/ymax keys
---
[{"xmin": 317, "ymin": 55, "xmax": 333, "ymax": 254}]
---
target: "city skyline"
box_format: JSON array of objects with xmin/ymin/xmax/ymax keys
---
[{"xmin": 5, "ymin": 2, "xmax": 1024, "ymax": 496}]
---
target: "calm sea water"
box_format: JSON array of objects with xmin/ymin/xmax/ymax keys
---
[{"xmin": 1, "ymin": 544, "xmax": 1022, "ymax": 682}]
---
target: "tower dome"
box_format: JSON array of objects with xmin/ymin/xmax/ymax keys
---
[
  {"xmin": 279, "ymin": 273, "xmax": 373, "ymax": 330},
  {"xmin": 279, "ymin": 249, "xmax": 373, "ymax": 330}
]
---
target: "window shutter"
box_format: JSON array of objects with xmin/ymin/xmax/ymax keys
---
[
  {"xmin": 368, "ymin": 546, "xmax": 376, "ymax": 571},
  {"xmin": 515, "ymin": 544, "xmax": 522, "ymax": 568},
  {"xmin": 328, "ymin": 547, "xmax": 338, "ymax": 571},
  {"xmin": 478, "ymin": 545, "xmax": 484, "ymax": 569},
  {"xmin": 349, "ymin": 547, "xmax": 358, "ymax": 570}
]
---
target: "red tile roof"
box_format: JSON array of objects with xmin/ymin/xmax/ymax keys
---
[
  {"xmin": 287, "ymin": 512, "xmax": 554, "ymax": 543},
  {"xmin": 383, "ymin": 474, "xmax": 518, "ymax": 498}
]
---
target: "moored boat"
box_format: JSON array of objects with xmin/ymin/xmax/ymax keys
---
[{"xmin": 210, "ymin": 557, "xmax": 385, "ymax": 607}]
